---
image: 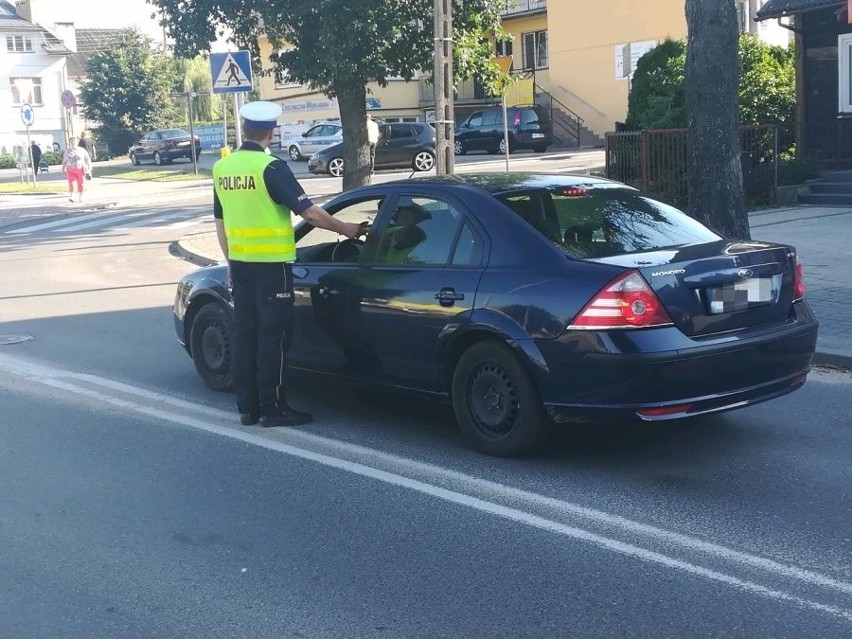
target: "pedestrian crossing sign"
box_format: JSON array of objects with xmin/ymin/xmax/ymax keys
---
[{"xmin": 210, "ymin": 51, "xmax": 253, "ymax": 94}]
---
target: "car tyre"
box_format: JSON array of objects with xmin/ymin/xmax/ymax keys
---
[
  {"xmin": 532, "ymin": 144, "xmax": 548, "ymax": 153},
  {"xmin": 190, "ymin": 303, "xmax": 235, "ymax": 392},
  {"xmin": 154, "ymin": 151, "xmax": 163, "ymax": 166},
  {"xmin": 412, "ymin": 150, "xmax": 435, "ymax": 172},
  {"xmin": 328, "ymin": 157, "xmax": 344, "ymax": 178},
  {"xmin": 454, "ymin": 140, "xmax": 466, "ymax": 156},
  {"xmin": 289, "ymin": 145, "xmax": 303, "ymax": 162},
  {"xmin": 452, "ymin": 340, "xmax": 550, "ymax": 457},
  {"xmin": 130, "ymin": 152, "xmax": 140, "ymax": 166},
  {"xmin": 498, "ymin": 138, "xmax": 512, "ymax": 155}
]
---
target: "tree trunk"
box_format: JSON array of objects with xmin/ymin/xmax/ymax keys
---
[
  {"xmin": 334, "ymin": 80, "xmax": 372, "ymax": 191},
  {"xmin": 685, "ymin": 0, "xmax": 750, "ymax": 239}
]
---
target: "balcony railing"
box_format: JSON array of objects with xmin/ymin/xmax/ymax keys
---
[
  {"xmin": 419, "ymin": 77, "xmax": 495, "ymax": 105},
  {"xmin": 501, "ymin": 0, "xmax": 547, "ymax": 17}
]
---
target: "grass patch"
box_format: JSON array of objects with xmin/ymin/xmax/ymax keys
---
[
  {"xmin": 0, "ymin": 182, "xmax": 66, "ymax": 194},
  {"xmin": 94, "ymin": 166, "xmax": 212, "ymax": 182}
]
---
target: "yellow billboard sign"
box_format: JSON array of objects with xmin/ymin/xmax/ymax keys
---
[{"xmin": 505, "ymin": 78, "xmax": 534, "ymax": 107}]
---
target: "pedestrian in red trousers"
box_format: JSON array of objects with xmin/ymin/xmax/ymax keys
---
[{"xmin": 61, "ymin": 137, "xmax": 92, "ymax": 203}]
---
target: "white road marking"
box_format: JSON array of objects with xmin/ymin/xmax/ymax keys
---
[
  {"xmin": 1, "ymin": 350, "xmax": 851, "ymax": 622},
  {"xmin": 4, "ymin": 206, "xmax": 207, "ymax": 235}
]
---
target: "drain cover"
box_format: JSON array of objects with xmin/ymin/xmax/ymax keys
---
[{"xmin": 0, "ymin": 335, "xmax": 34, "ymax": 345}]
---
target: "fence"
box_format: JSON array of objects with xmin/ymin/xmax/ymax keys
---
[{"xmin": 605, "ymin": 125, "xmax": 779, "ymax": 208}]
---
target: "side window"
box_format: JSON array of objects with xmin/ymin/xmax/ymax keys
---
[
  {"xmin": 389, "ymin": 125, "xmax": 414, "ymax": 140},
  {"xmin": 375, "ymin": 196, "xmax": 464, "ymax": 266},
  {"xmin": 304, "ymin": 126, "xmax": 320, "ymax": 138},
  {"xmin": 451, "ymin": 221, "xmax": 484, "ymax": 266},
  {"xmin": 482, "ymin": 110, "xmax": 501, "ymax": 127},
  {"xmin": 468, "ymin": 112, "xmax": 483, "ymax": 128},
  {"xmin": 295, "ymin": 197, "xmax": 383, "ymax": 263}
]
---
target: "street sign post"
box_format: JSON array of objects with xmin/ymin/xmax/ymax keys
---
[
  {"xmin": 20, "ymin": 103, "xmax": 36, "ymax": 187},
  {"xmin": 493, "ymin": 55, "xmax": 514, "ymax": 172},
  {"xmin": 61, "ymin": 89, "xmax": 75, "ymax": 109}
]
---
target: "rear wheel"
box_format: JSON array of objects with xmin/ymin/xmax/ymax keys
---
[
  {"xmin": 498, "ymin": 138, "xmax": 512, "ymax": 155},
  {"xmin": 328, "ymin": 157, "xmax": 344, "ymax": 177},
  {"xmin": 452, "ymin": 340, "xmax": 550, "ymax": 457},
  {"xmin": 412, "ymin": 150, "xmax": 435, "ymax": 172},
  {"xmin": 289, "ymin": 145, "xmax": 303, "ymax": 161},
  {"xmin": 533, "ymin": 144, "xmax": 548, "ymax": 153},
  {"xmin": 189, "ymin": 303, "xmax": 235, "ymax": 392},
  {"xmin": 453, "ymin": 140, "xmax": 466, "ymax": 156}
]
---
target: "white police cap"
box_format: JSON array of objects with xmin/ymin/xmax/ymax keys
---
[{"xmin": 239, "ymin": 101, "xmax": 282, "ymax": 129}]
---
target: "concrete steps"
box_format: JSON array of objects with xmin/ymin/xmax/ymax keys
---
[{"xmin": 799, "ymin": 171, "xmax": 852, "ymax": 204}]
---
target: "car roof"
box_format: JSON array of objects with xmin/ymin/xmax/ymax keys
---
[{"xmin": 376, "ymin": 172, "xmax": 632, "ymax": 196}]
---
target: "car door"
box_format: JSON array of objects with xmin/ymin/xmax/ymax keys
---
[
  {"xmin": 298, "ymin": 125, "xmax": 324, "ymax": 157},
  {"xmin": 481, "ymin": 109, "xmax": 502, "ymax": 150},
  {"xmin": 377, "ymin": 124, "xmax": 415, "ymax": 167},
  {"xmin": 458, "ymin": 111, "xmax": 484, "ymax": 150},
  {"xmin": 138, "ymin": 133, "xmax": 154, "ymax": 159},
  {"xmin": 288, "ymin": 196, "xmax": 387, "ymax": 374},
  {"xmin": 321, "ymin": 192, "xmax": 487, "ymax": 391}
]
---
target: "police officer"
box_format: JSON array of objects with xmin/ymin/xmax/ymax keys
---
[{"xmin": 213, "ymin": 101, "xmax": 367, "ymax": 428}]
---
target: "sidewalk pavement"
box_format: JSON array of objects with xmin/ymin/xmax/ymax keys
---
[{"xmin": 175, "ymin": 205, "xmax": 852, "ymax": 369}]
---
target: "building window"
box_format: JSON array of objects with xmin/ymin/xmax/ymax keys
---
[
  {"xmin": 522, "ymin": 30, "xmax": 548, "ymax": 70},
  {"xmin": 839, "ymin": 34, "xmax": 852, "ymax": 113},
  {"xmin": 6, "ymin": 36, "xmax": 34, "ymax": 52},
  {"xmin": 10, "ymin": 77, "xmax": 43, "ymax": 105}
]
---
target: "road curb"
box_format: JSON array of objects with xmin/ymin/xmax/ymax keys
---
[{"xmin": 812, "ymin": 352, "xmax": 852, "ymax": 371}]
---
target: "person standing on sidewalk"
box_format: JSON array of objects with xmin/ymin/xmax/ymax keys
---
[
  {"xmin": 213, "ymin": 100, "xmax": 368, "ymax": 428},
  {"xmin": 61, "ymin": 137, "xmax": 92, "ymax": 203},
  {"xmin": 78, "ymin": 131, "xmax": 95, "ymax": 162},
  {"xmin": 367, "ymin": 114, "xmax": 379, "ymax": 175}
]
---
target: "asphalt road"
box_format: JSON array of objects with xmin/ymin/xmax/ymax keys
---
[{"xmin": 1, "ymin": 200, "xmax": 851, "ymax": 638}]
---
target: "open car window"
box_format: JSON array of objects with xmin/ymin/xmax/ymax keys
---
[
  {"xmin": 498, "ymin": 188, "xmax": 721, "ymax": 259},
  {"xmin": 295, "ymin": 198, "xmax": 383, "ymax": 263}
]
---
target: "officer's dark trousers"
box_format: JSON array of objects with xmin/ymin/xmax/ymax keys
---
[{"xmin": 230, "ymin": 260, "xmax": 294, "ymax": 416}]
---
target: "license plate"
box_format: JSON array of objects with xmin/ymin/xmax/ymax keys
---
[
  {"xmin": 532, "ymin": 133, "xmax": 545, "ymax": 138},
  {"xmin": 706, "ymin": 277, "xmax": 778, "ymax": 314}
]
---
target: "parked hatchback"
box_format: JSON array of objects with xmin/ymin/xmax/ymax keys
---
[
  {"xmin": 308, "ymin": 122, "xmax": 436, "ymax": 177},
  {"xmin": 455, "ymin": 105, "xmax": 552, "ymax": 155},
  {"xmin": 129, "ymin": 129, "xmax": 201, "ymax": 166}
]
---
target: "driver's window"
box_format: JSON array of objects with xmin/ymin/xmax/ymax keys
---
[
  {"xmin": 304, "ymin": 126, "xmax": 320, "ymax": 138},
  {"xmin": 295, "ymin": 197, "xmax": 383, "ymax": 263}
]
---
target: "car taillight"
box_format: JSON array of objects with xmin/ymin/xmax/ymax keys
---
[
  {"xmin": 793, "ymin": 257, "xmax": 805, "ymax": 301},
  {"xmin": 569, "ymin": 271, "xmax": 673, "ymax": 330},
  {"xmin": 513, "ymin": 111, "xmax": 521, "ymax": 126}
]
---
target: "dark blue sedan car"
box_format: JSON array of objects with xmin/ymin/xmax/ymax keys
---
[{"xmin": 173, "ymin": 174, "xmax": 818, "ymax": 456}]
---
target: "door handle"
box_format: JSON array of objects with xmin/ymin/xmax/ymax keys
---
[
  {"xmin": 318, "ymin": 286, "xmax": 340, "ymax": 298},
  {"xmin": 435, "ymin": 288, "xmax": 464, "ymax": 306}
]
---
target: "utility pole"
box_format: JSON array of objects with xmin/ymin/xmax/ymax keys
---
[{"xmin": 433, "ymin": 0, "xmax": 454, "ymax": 175}]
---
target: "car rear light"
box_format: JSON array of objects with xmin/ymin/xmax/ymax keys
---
[
  {"xmin": 561, "ymin": 188, "xmax": 588, "ymax": 197},
  {"xmin": 513, "ymin": 111, "xmax": 521, "ymax": 126},
  {"xmin": 792, "ymin": 257, "xmax": 805, "ymax": 301},
  {"xmin": 636, "ymin": 404, "xmax": 694, "ymax": 418},
  {"xmin": 569, "ymin": 271, "xmax": 673, "ymax": 330}
]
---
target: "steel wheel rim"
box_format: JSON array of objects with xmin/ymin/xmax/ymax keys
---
[
  {"xmin": 200, "ymin": 319, "xmax": 230, "ymax": 373},
  {"xmin": 415, "ymin": 152, "xmax": 434, "ymax": 171},
  {"xmin": 329, "ymin": 158, "xmax": 344, "ymax": 177},
  {"xmin": 467, "ymin": 361, "xmax": 519, "ymax": 438}
]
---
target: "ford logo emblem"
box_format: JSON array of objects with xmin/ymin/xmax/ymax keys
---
[{"xmin": 737, "ymin": 268, "xmax": 753, "ymax": 279}]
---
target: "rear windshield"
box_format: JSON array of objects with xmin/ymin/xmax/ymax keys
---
[
  {"xmin": 162, "ymin": 129, "xmax": 190, "ymax": 138},
  {"xmin": 521, "ymin": 108, "xmax": 548, "ymax": 125},
  {"xmin": 497, "ymin": 188, "xmax": 721, "ymax": 259}
]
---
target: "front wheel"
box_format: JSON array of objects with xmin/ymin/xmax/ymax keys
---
[
  {"xmin": 412, "ymin": 150, "xmax": 435, "ymax": 172},
  {"xmin": 289, "ymin": 145, "xmax": 303, "ymax": 162},
  {"xmin": 328, "ymin": 157, "xmax": 344, "ymax": 178},
  {"xmin": 189, "ymin": 303, "xmax": 235, "ymax": 392},
  {"xmin": 129, "ymin": 152, "xmax": 140, "ymax": 166},
  {"xmin": 452, "ymin": 340, "xmax": 550, "ymax": 457},
  {"xmin": 153, "ymin": 151, "xmax": 163, "ymax": 166}
]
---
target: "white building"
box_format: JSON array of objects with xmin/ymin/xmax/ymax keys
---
[{"xmin": 0, "ymin": 0, "xmax": 71, "ymax": 156}]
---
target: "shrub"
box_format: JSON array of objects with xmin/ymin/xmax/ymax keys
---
[
  {"xmin": 41, "ymin": 150, "xmax": 63, "ymax": 165},
  {"xmin": 0, "ymin": 154, "xmax": 15, "ymax": 169}
]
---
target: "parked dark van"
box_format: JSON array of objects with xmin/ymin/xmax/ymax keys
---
[{"xmin": 454, "ymin": 105, "xmax": 553, "ymax": 155}]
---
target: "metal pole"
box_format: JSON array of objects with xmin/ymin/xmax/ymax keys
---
[
  {"xmin": 233, "ymin": 93, "xmax": 243, "ymax": 148},
  {"xmin": 187, "ymin": 91, "xmax": 199, "ymax": 175},
  {"xmin": 25, "ymin": 128, "xmax": 35, "ymax": 187},
  {"xmin": 502, "ymin": 94, "xmax": 510, "ymax": 172},
  {"xmin": 223, "ymin": 94, "xmax": 228, "ymax": 149},
  {"xmin": 433, "ymin": 0, "xmax": 454, "ymax": 175}
]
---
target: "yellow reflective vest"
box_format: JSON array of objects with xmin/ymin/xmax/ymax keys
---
[{"xmin": 213, "ymin": 150, "xmax": 296, "ymax": 262}]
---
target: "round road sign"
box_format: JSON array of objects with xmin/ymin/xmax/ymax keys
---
[
  {"xmin": 20, "ymin": 102, "xmax": 34, "ymax": 127},
  {"xmin": 61, "ymin": 89, "xmax": 75, "ymax": 109}
]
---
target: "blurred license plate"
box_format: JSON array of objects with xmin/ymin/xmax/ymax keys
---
[
  {"xmin": 178, "ymin": 141, "xmax": 189, "ymax": 146},
  {"xmin": 707, "ymin": 277, "xmax": 776, "ymax": 314},
  {"xmin": 532, "ymin": 133, "xmax": 545, "ymax": 138}
]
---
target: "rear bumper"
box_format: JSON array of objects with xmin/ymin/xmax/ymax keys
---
[{"xmin": 534, "ymin": 302, "xmax": 818, "ymax": 421}]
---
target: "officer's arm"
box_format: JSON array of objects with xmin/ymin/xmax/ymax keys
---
[{"xmin": 300, "ymin": 204, "xmax": 366, "ymax": 239}]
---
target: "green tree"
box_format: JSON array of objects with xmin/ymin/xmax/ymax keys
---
[
  {"xmin": 625, "ymin": 39, "xmax": 686, "ymax": 131},
  {"xmin": 177, "ymin": 55, "xmax": 219, "ymax": 123},
  {"xmin": 150, "ymin": 0, "xmax": 508, "ymax": 190},
  {"xmin": 79, "ymin": 28, "xmax": 182, "ymax": 157}
]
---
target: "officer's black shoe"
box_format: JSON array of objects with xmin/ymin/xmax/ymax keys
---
[
  {"xmin": 260, "ymin": 407, "xmax": 313, "ymax": 428},
  {"xmin": 240, "ymin": 412, "xmax": 260, "ymax": 426}
]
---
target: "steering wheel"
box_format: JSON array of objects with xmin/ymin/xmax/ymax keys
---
[{"xmin": 331, "ymin": 238, "xmax": 365, "ymax": 263}]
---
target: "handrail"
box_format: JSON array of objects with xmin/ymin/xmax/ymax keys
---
[
  {"xmin": 535, "ymin": 82, "xmax": 583, "ymax": 124},
  {"xmin": 534, "ymin": 82, "xmax": 582, "ymax": 146}
]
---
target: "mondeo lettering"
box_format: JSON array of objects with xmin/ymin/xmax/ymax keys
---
[
  {"xmin": 218, "ymin": 175, "xmax": 257, "ymax": 190},
  {"xmin": 650, "ymin": 268, "xmax": 686, "ymax": 278}
]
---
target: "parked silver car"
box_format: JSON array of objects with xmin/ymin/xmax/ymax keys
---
[{"xmin": 284, "ymin": 121, "xmax": 343, "ymax": 161}]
